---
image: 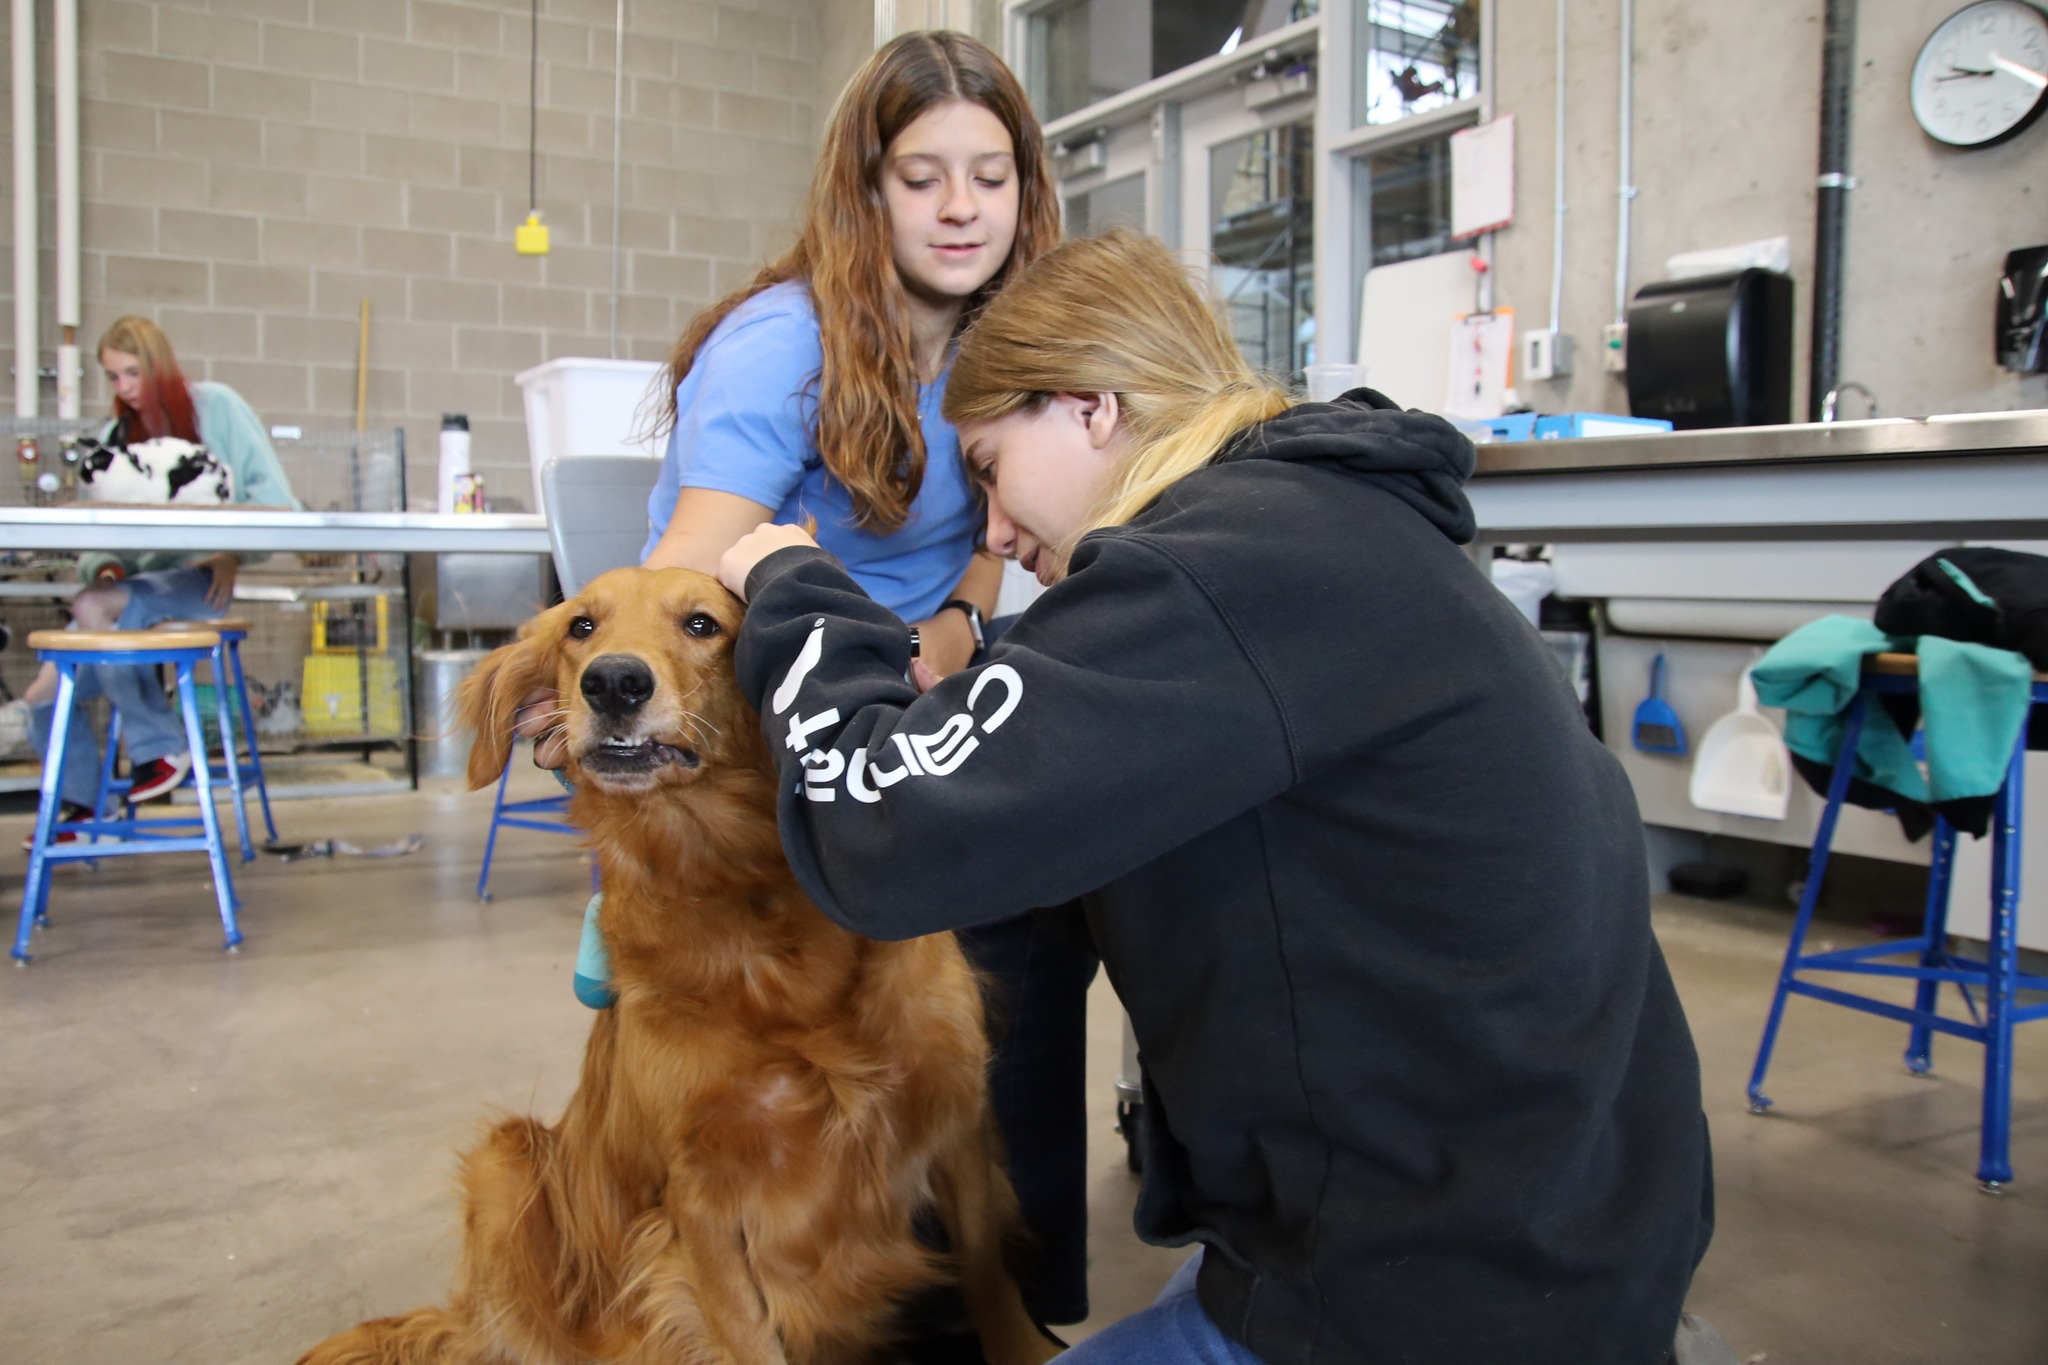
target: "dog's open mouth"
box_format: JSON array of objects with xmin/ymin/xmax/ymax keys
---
[{"xmin": 579, "ymin": 736, "xmax": 701, "ymax": 777}]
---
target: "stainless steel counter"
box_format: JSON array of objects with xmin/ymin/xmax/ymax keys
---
[
  {"xmin": 1467, "ymin": 410, "xmax": 2048, "ymax": 543},
  {"xmin": 1, "ymin": 505, "xmax": 551, "ymax": 555}
]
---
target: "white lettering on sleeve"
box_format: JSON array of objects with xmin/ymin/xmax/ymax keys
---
[
  {"xmin": 770, "ymin": 619, "xmax": 828, "ymax": 715},
  {"xmin": 844, "ymin": 749, "xmax": 882, "ymax": 803},
  {"xmin": 784, "ymin": 707, "xmax": 842, "ymax": 753},
  {"xmin": 967, "ymin": 664, "xmax": 1023, "ymax": 731},
  {"xmin": 911, "ymin": 713, "xmax": 979, "ymax": 775},
  {"xmin": 802, "ymin": 748, "xmax": 844, "ymax": 802}
]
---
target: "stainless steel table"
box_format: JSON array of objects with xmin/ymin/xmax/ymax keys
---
[
  {"xmin": 1, "ymin": 505, "xmax": 551, "ymax": 555},
  {"xmin": 1468, "ymin": 409, "xmax": 2048, "ymax": 544},
  {"xmin": 1, "ymin": 506, "xmax": 553, "ymax": 792}
]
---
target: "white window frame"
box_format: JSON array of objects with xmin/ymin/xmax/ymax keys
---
[{"xmin": 1008, "ymin": 0, "xmax": 1493, "ymax": 375}]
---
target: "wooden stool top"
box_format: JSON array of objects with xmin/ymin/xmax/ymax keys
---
[
  {"xmin": 155, "ymin": 616, "xmax": 252, "ymax": 635},
  {"xmin": 30, "ymin": 627, "xmax": 221, "ymax": 653}
]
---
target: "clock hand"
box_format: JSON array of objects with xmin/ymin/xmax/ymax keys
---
[
  {"xmin": 1935, "ymin": 65, "xmax": 1996, "ymax": 80},
  {"xmin": 1991, "ymin": 51, "xmax": 2048, "ymax": 91}
]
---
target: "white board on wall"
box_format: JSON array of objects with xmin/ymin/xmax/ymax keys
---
[{"xmin": 1357, "ymin": 249, "xmax": 1478, "ymax": 414}]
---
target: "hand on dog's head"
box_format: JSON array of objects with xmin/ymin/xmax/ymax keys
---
[{"xmin": 458, "ymin": 567, "xmax": 757, "ymax": 796}]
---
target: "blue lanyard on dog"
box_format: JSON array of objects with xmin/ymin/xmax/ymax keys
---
[{"xmin": 574, "ymin": 892, "xmax": 618, "ymax": 1010}]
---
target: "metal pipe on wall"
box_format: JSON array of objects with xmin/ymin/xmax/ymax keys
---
[
  {"xmin": 608, "ymin": 0, "xmax": 625, "ymax": 359},
  {"xmin": 1613, "ymin": 0, "xmax": 1634, "ymax": 325},
  {"xmin": 1809, "ymin": 0, "xmax": 1858, "ymax": 421},
  {"xmin": 55, "ymin": 0, "xmax": 81, "ymax": 418},
  {"xmin": 12, "ymin": 0, "xmax": 39, "ymax": 421},
  {"xmin": 1476, "ymin": 0, "xmax": 1498, "ymax": 313},
  {"xmin": 1547, "ymin": 0, "xmax": 1568, "ymax": 336}
]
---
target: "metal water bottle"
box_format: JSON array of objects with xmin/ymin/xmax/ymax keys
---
[{"xmin": 436, "ymin": 413, "xmax": 471, "ymax": 514}]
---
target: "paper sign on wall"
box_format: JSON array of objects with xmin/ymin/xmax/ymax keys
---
[
  {"xmin": 1443, "ymin": 308, "xmax": 1515, "ymax": 419},
  {"xmin": 1450, "ymin": 115, "xmax": 1515, "ymax": 240}
]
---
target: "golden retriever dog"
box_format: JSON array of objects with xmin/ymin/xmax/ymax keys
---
[{"xmin": 299, "ymin": 566, "xmax": 1056, "ymax": 1365}]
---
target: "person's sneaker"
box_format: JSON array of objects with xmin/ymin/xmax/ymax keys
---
[
  {"xmin": 127, "ymin": 752, "xmax": 193, "ymax": 803},
  {"xmin": 0, "ymin": 697, "xmax": 32, "ymax": 761},
  {"xmin": 21, "ymin": 802, "xmax": 95, "ymax": 852}
]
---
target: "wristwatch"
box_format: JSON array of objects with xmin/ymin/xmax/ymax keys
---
[{"xmin": 941, "ymin": 598, "xmax": 986, "ymax": 651}]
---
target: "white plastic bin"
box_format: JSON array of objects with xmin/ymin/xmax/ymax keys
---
[{"xmin": 514, "ymin": 358, "xmax": 664, "ymax": 514}]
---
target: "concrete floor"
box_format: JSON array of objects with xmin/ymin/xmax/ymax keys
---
[{"xmin": 3, "ymin": 768, "xmax": 2045, "ymax": 1364}]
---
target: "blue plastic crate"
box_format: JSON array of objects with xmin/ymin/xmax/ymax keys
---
[{"xmin": 1533, "ymin": 413, "xmax": 1674, "ymax": 440}]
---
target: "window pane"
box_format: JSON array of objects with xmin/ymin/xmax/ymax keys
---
[
  {"xmin": 1366, "ymin": 134, "xmax": 1454, "ymax": 266},
  {"xmin": 1036, "ymin": 0, "xmax": 1319, "ymax": 123},
  {"xmin": 1353, "ymin": 0, "xmax": 1481, "ymax": 127},
  {"xmin": 1209, "ymin": 120, "xmax": 1314, "ymax": 381},
  {"xmin": 1064, "ymin": 173, "xmax": 1148, "ymax": 237}
]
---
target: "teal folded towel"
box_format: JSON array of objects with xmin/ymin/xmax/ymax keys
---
[
  {"xmin": 1752, "ymin": 615, "xmax": 2034, "ymax": 808},
  {"xmin": 573, "ymin": 891, "xmax": 617, "ymax": 1010}
]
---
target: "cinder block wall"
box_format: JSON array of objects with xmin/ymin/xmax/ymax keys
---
[{"xmin": 2, "ymin": 0, "xmax": 828, "ymax": 511}]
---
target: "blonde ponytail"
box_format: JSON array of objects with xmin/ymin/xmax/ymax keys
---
[{"xmin": 945, "ymin": 229, "xmax": 1294, "ymax": 572}]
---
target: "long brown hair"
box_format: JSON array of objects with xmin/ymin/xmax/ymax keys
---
[
  {"xmin": 944, "ymin": 229, "xmax": 1293, "ymax": 575},
  {"xmin": 658, "ymin": 31, "xmax": 1059, "ymax": 533},
  {"xmin": 97, "ymin": 315, "xmax": 200, "ymax": 443}
]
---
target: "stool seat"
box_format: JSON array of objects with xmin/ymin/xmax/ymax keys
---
[
  {"xmin": 1867, "ymin": 650, "xmax": 2048, "ymax": 681},
  {"xmin": 30, "ymin": 627, "xmax": 220, "ymax": 653},
  {"xmin": 154, "ymin": 616, "xmax": 253, "ymax": 636}
]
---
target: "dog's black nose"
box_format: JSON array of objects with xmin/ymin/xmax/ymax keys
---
[{"xmin": 581, "ymin": 654, "xmax": 656, "ymax": 716}]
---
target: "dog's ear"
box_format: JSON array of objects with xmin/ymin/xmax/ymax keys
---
[{"xmin": 458, "ymin": 601, "xmax": 574, "ymax": 791}]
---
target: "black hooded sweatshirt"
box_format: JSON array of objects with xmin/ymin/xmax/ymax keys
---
[{"xmin": 736, "ymin": 391, "xmax": 1713, "ymax": 1364}]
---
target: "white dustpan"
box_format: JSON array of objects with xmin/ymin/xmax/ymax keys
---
[{"xmin": 1688, "ymin": 668, "xmax": 1791, "ymax": 821}]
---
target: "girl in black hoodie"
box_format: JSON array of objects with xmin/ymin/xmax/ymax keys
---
[{"xmin": 720, "ymin": 229, "xmax": 1714, "ymax": 1365}]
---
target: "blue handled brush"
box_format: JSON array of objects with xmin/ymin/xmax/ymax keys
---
[{"xmin": 1632, "ymin": 653, "xmax": 1688, "ymax": 757}]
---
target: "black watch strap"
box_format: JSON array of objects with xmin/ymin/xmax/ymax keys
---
[
  {"xmin": 941, "ymin": 598, "xmax": 986, "ymax": 649},
  {"xmin": 906, "ymin": 625, "xmax": 922, "ymax": 659}
]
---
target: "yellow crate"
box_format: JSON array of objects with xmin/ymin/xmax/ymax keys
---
[
  {"xmin": 311, "ymin": 597, "xmax": 389, "ymax": 653},
  {"xmin": 300, "ymin": 654, "xmax": 403, "ymax": 737}
]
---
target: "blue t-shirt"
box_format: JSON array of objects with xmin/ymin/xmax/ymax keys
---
[{"xmin": 642, "ymin": 280, "xmax": 978, "ymax": 622}]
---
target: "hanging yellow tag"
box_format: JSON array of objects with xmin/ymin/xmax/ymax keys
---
[{"xmin": 515, "ymin": 212, "xmax": 550, "ymax": 256}]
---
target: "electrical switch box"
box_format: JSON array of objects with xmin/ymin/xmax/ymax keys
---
[
  {"xmin": 1521, "ymin": 328, "xmax": 1574, "ymax": 381},
  {"xmin": 1602, "ymin": 322, "xmax": 1629, "ymax": 373}
]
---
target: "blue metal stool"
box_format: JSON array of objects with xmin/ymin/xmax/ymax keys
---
[
  {"xmin": 153, "ymin": 616, "xmax": 279, "ymax": 853},
  {"xmin": 475, "ymin": 738, "xmax": 576, "ymax": 903},
  {"xmin": 15, "ymin": 627, "xmax": 242, "ymax": 962},
  {"xmin": 1747, "ymin": 651, "xmax": 2048, "ymax": 1191}
]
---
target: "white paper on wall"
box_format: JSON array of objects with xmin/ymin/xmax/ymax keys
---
[
  {"xmin": 1443, "ymin": 308, "xmax": 1515, "ymax": 419},
  {"xmin": 1450, "ymin": 115, "xmax": 1515, "ymax": 240}
]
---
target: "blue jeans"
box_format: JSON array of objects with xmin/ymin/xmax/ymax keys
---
[
  {"xmin": 1059, "ymin": 1251, "xmax": 1266, "ymax": 1365},
  {"xmin": 27, "ymin": 566, "xmax": 222, "ymax": 809}
]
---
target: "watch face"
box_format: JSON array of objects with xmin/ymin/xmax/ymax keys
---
[{"xmin": 1912, "ymin": 0, "xmax": 2048, "ymax": 147}]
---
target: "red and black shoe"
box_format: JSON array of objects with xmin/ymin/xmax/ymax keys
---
[
  {"xmin": 21, "ymin": 802, "xmax": 95, "ymax": 853},
  {"xmin": 127, "ymin": 752, "xmax": 194, "ymax": 804}
]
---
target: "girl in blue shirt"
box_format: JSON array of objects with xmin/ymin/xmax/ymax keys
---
[
  {"xmin": 640, "ymin": 31, "xmax": 1059, "ymax": 679},
  {"xmin": 565, "ymin": 32, "xmax": 1097, "ymax": 1334}
]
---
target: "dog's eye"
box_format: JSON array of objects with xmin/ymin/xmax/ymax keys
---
[
  {"xmin": 568, "ymin": 616, "xmax": 596, "ymax": 640},
  {"xmin": 683, "ymin": 612, "xmax": 721, "ymax": 638}
]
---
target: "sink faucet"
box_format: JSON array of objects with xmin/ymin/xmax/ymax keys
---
[{"xmin": 1821, "ymin": 381, "xmax": 1878, "ymax": 422}]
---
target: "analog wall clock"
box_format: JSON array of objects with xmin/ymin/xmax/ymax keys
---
[{"xmin": 1910, "ymin": 0, "xmax": 2048, "ymax": 148}]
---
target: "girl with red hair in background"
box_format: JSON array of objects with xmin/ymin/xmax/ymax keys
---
[{"xmin": 17, "ymin": 317, "xmax": 296, "ymax": 841}]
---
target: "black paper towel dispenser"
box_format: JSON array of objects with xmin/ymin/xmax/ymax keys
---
[
  {"xmin": 1998, "ymin": 245, "xmax": 2048, "ymax": 374},
  {"xmin": 1625, "ymin": 268, "xmax": 1794, "ymax": 429}
]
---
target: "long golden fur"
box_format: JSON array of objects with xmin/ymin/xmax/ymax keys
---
[{"xmin": 298, "ymin": 567, "xmax": 1055, "ymax": 1365}]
